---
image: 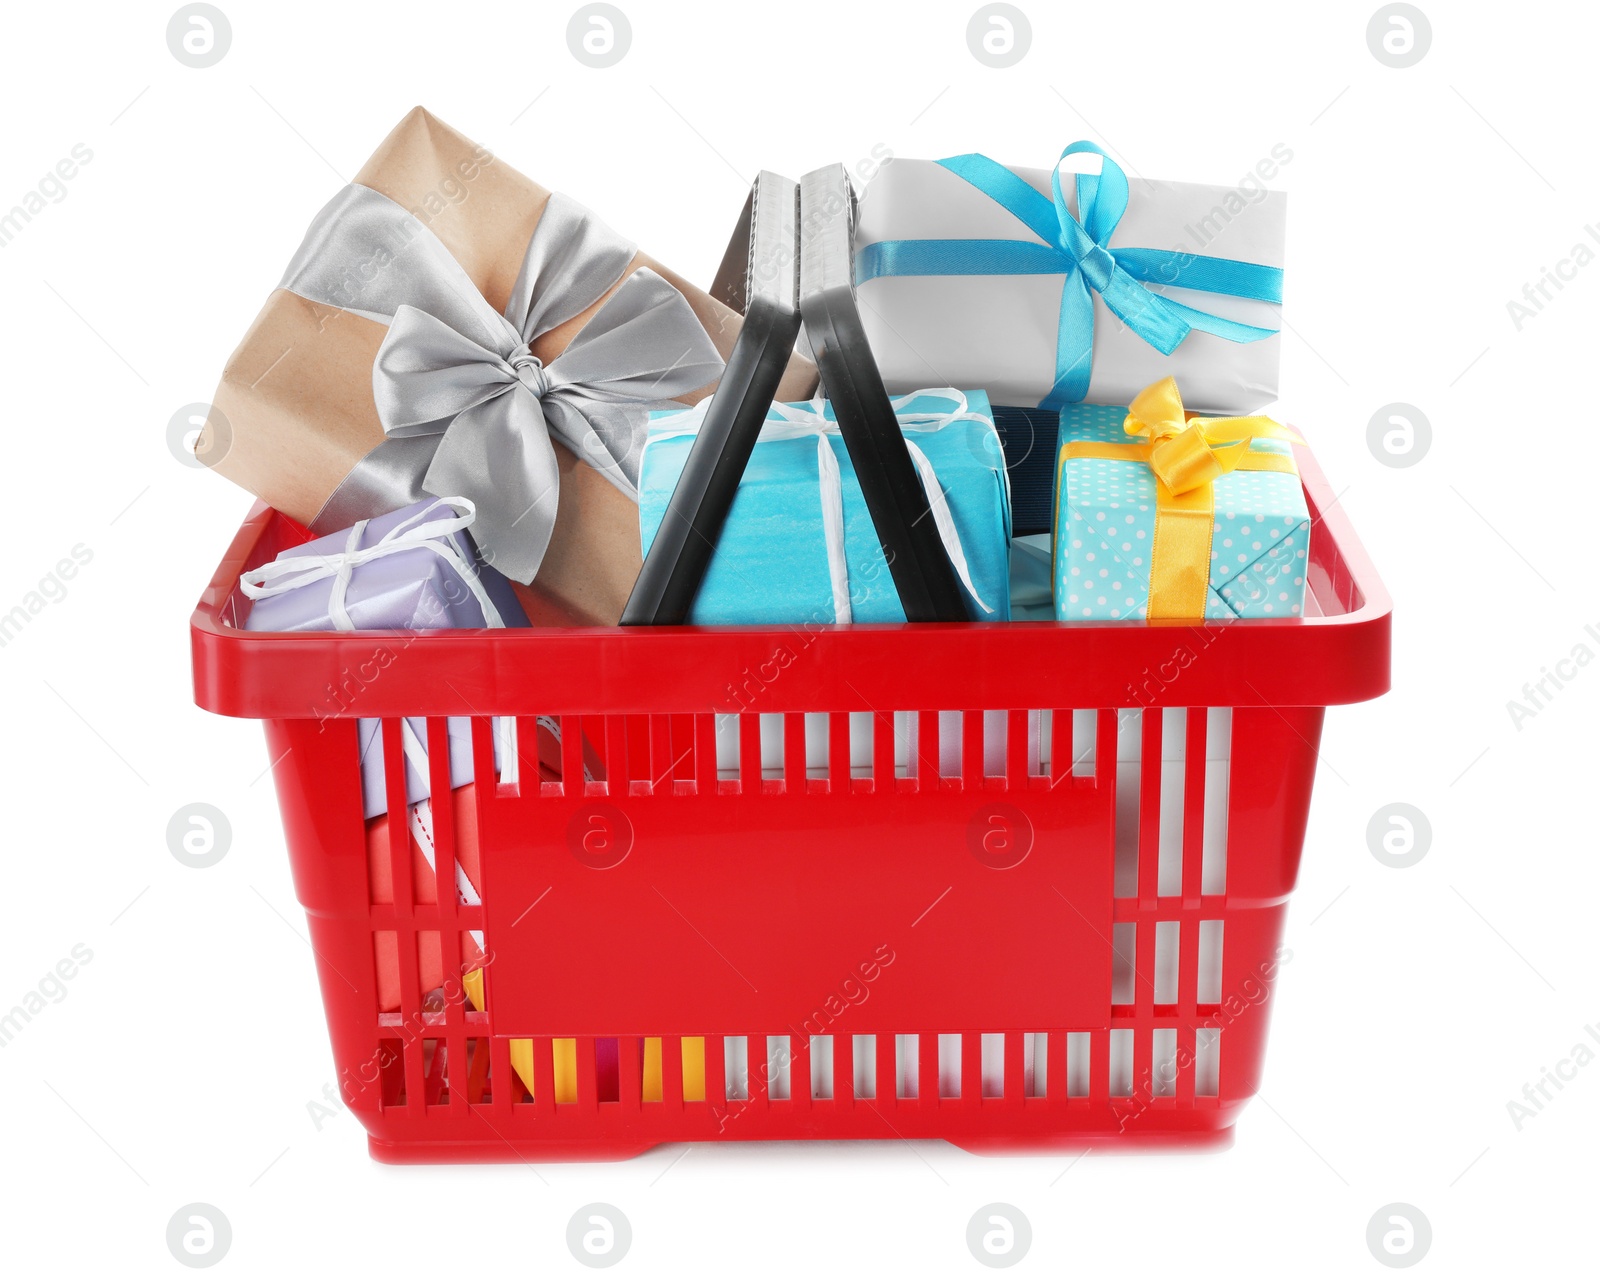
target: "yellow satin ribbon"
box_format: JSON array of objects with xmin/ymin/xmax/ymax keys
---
[{"xmin": 1056, "ymin": 377, "xmax": 1298, "ymax": 621}]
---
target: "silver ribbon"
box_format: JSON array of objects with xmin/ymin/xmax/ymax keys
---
[{"xmin": 279, "ymin": 184, "xmax": 725, "ymax": 583}]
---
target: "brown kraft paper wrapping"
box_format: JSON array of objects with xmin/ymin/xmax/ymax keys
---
[{"xmin": 202, "ymin": 106, "xmax": 817, "ymax": 625}]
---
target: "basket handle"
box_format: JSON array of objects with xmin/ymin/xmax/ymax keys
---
[
  {"xmin": 797, "ymin": 165, "xmax": 971, "ymax": 622},
  {"xmin": 620, "ymin": 171, "xmax": 804, "ymax": 626}
]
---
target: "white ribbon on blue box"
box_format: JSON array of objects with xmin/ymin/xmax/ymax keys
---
[{"xmin": 640, "ymin": 389, "xmax": 1012, "ymax": 625}]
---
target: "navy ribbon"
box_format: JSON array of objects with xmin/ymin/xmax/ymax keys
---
[{"xmin": 855, "ymin": 142, "xmax": 1284, "ymax": 408}]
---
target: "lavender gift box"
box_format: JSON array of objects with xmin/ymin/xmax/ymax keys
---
[{"xmin": 241, "ymin": 497, "xmax": 527, "ymax": 818}]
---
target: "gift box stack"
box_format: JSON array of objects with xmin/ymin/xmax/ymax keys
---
[{"xmin": 206, "ymin": 109, "xmax": 1310, "ymax": 1104}]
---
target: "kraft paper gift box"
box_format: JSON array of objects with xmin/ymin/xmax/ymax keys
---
[
  {"xmin": 640, "ymin": 389, "xmax": 1012, "ymax": 626},
  {"xmin": 201, "ymin": 107, "xmax": 817, "ymax": 625},
  {"xmin": 1052, "ymin": 378, "xmax": 1310, "ymax": 623},
  {"xmin": 853, "ymin": 143, "xmax": 1286, "ymax": 414}
]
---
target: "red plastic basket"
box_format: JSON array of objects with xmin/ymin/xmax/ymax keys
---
[{"xmin": 191, "ymin": 444, "xmax": 1388, "ymax": 1163}]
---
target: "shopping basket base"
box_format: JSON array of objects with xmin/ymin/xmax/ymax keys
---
[
  {"xmin": 366, "ymin": 1126, "xmax": 1237, "ymax": 1166},
  {"xmin": 360, "ymin": 1094, "xmax": 1251, "ymax": 1164}
]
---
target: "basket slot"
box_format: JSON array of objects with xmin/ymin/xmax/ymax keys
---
[
  {"xmin": 675, "ymin": 715, "xmax": 697, "ymax": 789},
  {"xmin": 759, "ymin": 716, "xmax": 783, "ymax": 783},
  {"xmin": 810, "ymin": 1035, "xmax": 834, "ymax": 1099},
  {"xmin": 962, "ymin": 711, "xmax": 984, "ymax": 786},
  {"xmin": 646, "ymin": 715, "xmax": 683, "ymax": 792},
  {"xmin": 1179, "ymin": 917, "xmax": 1203, "ymax": 1017},
  {"xmin": 401, "ymin": 1033, "xmax": 429, "ymax": 1120},
  {"xmin": 1195, "ymin": 1028, "xmax": 1221, "ymax": 1097},
  {"xmin": 878, "ymin": 1033, "xmax": 898, "ymax": 1102},
  {"xmin": 1113, "ymin": 709, "xmax": 1142, "ymax": 896},
  {"xmin": 1153, "ymin": 921, "xmax": 1180, "ymax": 1005},
  {"xmin": 917, "ymin": 712, "xmax": 939, "ymax": 789},
  {"xmin": 1131, "ymin": 1026, "xmax": 1154, "ymax": 1107},
  {"xmin": 682, "ymin": 1037, "xmax": 707, "ymax": 1101},
  {"xmin": 1022, "ymin": 1032, "xmax": 1046, "ymax": 1098},
  {"xmin": 561, "ymin": 714, "xmax": 587, "ymax": 793},
  {"xmin": 723, "ymin": 1035, "xmax": 749, "ymax": 1100},
  {"xmin": 611, "ymin": 1036, "xmax": 636, "ymax": 1107},
  {"xmin": 1151, "ymin": 1029, "xmax": 1178, "ymax": 1098},
  {"xmin": 759, "ymin": 1036, "xmax": 785, "ymax": 1100},
  {"xmin": 1108, "ymin": 1029, "xmax": 1134, "ymax": 1097},
  {"xmin": 694, "ymin": 715, "xmax": 719, "ymax": 792},
  {"xmin": 893, "ymin": 1034, "xmax": 918, "ymax": 1099},
  {"xmin": 464, "ymin": 1036, "xmax": 492, "ymax": 1106},
  {"xmin": 1066, "ymin": 1032, "xmax": 1090, "ymax": 1099},
  {"xmin": 1072, "ymin": 709, "xmax": 1098, "ymax": 778},
  {"xmin": 1003, "ymin": 1031, "xmax": 1026, "ymax": 1104},
  {"xmin": 1089, "ymin": 1029, "xmax": 1111, "ymax": 1103},
  {"xmin": 1111, "ymin": 924, "xmax": 1137, "ymax": 1006},
  {"xmin": 421, "ymin": 1037, "xmax": 448, "ymax": 1106},
  {"xmin": 980, "ymin": 1033, "xmax": 1006, "ymax": 1099},
  {"xmin": 530, "ymin": 1038, "xmax": 556, "ymax": 1113},
  {"xmin": 738, "ymin": 715, "xmax": 761, "ymax": 791},
  {"xmin": 424, "ymin": 717, "xmax": 459, "ymax": 908},
  {"xmin": 936, "ymin": 1034, "xmax": 960, "ymax": 1098},
  {"xmin": 655, "ymin": 1036, "xmax": 681, "ymax": 1108},
  {"xmin": 702, "ymin": 1034, "xmax": 728, "ymax": 1108},
  {"xmin": 849, "ymin": 1035, "xmax": 875, "ymax": 1099},
  {"xmin": 935, "ymin": 712, "xmax": 957, "ymax": 779},
  {"xmin": 574, "ymin": 1038, "xmax": 600, "ymax": 1107},
  {"xmin": 872, "ymin": 715, "xmax": 896, "ymax": 790},
  {"xmin": 783, "ymin": 715, "xmax": 807, "ymax": 791},
  {"xmin": 605, "ymin": 716, "xmax": 630, "ymax": 794},
  {"xmin": 1157, "ymin": 708, "xmax": 1186, "ymax": 896},
  {"xmin": 828, "ymin": 714, "xmax": 852, "ymax": 790},
  {"xmin": 1197, "ymin": 920, "xmax": 1225, "ymax": 1004},
  {"xmin": 647, "ymin": 715, "xmax": 672, "ymax": 789},
  {"xmin": 1201, "ymin": 708, "xmax": 1232, "ymax": 893},
  {"xmin": 380, "ymin": 719, "xmax": 415, "ymax": 915},
  {"xmin": 958, "ymin": 1031, "xmax": 980, "ymax": 1101},
  {"xmin": 1137, "ymin": 709, "xmax": 1164, "ymax": 902},
  {"xmin": 425, "ymin": 717, "xmax": 469, "ymax": 1023},
  {"xmin": 550, "ymin": 1039, "xmax": 577, "ymax": 1103},
  {"xmin": 1136, "ymin": 920, "xmax": 1160, "ymax": 1016},
  {"xmin": 1007, "ymin": 710, "xmax": 1030, "ymax": 787},
  {"xmin": 377, "ymin": 1038, "xmax": 406, "ymax": 1109},
  {"xmin": 913, "ymin": 1034, "xmax": 935, "ymax": 1106},
  {"xmin": 790, "ymin": 1036, "xmax": 811, "ymax": 1107},
  {"xmin": 1181, "ymin": 710, "xmax": 1209, "ymax": 898},
  {"xmin": 491, "ymin": 1036, "xmax": 519, "ymax": 1107}
]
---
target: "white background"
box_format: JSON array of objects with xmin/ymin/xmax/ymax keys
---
[{"xmin": 1, "ymin": 0, "xmax": 1594, "ymax": 1267}]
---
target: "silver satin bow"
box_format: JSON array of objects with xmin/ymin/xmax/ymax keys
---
[{"xmin": 278, "ymin": 184, "xmax": 725, "ymax": 583}]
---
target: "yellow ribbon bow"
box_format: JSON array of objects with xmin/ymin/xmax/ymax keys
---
[
  {"xmin": 1123, "ymin": 376, "xmax": 1295, "ymax": 496},
  {"xmin": 1057, "ymin": 377, "xmax": 1299, "ymax": 621}
]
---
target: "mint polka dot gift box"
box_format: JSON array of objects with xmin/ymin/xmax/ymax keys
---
[{"xmin": 1052, "ymin": 378, "xmax": 1309, "ymax": 623}]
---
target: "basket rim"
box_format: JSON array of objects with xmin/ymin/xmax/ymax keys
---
[{"xmin": 191, "ymin": 442, "xmax": 1390, "ymax": 719}]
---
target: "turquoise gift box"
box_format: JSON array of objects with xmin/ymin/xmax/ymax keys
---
[
  {"xmin": 1052, "ymin": 404, "xmax": 1310, "ymax": 622},
  {"xmin": 641, "ymin": 390, "xmax": 1012, "ymax": 625}
]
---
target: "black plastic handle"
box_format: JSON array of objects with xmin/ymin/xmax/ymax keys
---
[
  {"xmin": 797, "ymin": 165, "xmax": 970, "ymax": 623},
  {"xmin": 620, "ymin": 172, "xmax": 802, "ymax": 627}
]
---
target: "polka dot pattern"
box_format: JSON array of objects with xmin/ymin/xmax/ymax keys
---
[{"xmin": 1053, "ymin": 406, "xmax": 1312, "ymax": 622}]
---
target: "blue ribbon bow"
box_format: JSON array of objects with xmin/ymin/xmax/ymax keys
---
[{"xmin": 855, "ymin": 142, "xmax": 1284, "ymax": 408}]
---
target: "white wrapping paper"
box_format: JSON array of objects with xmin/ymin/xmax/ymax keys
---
[{"xmin": 853, "ymin": 155, "xmax": 1286, "ymax": 413}]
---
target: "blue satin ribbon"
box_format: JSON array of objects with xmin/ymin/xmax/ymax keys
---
[{"xmin": 855, "ymin": 142, "xmax": 1284, "ymax": 408}]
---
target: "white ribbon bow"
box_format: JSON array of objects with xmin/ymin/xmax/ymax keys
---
[
  {"xmin": 649, "ymin": 389, "xmax": 996, "ymax": 622},
  {"xmin": 239, "ymin": 497, "xmax": 505, "ymax": 631}
]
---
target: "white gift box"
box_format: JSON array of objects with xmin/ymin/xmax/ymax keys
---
[{"xmin": 853, "ymin": 152, "xmax": 1287, "ymax": 414}]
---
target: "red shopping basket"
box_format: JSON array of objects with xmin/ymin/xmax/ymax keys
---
[{"xmin": 191, "ymin": 443, "xmax": 1388, "ymax": 1163}]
